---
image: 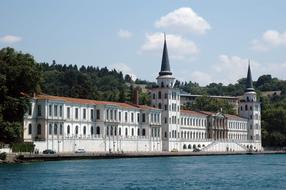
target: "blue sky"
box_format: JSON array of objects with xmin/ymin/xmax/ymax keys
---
[{"xmin": 1, "ymin": 0, "xmax": 286, "ymax": 86}]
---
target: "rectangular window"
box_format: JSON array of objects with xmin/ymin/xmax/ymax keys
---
[
  {"xmin": 110, "ymin": 110, "xmax": 113, "ymax": 120},
  {"xmin": 131, "ymin": 113, "xmax": 134, "ymax": 123},
  {"xmin": 91, "ymin": 109, "xmax": 94, "ymax": 120},
  {"xmin": 75, "ymin": 108, "xmax": 79, "ymax": 119},
  {"xmin": 125, "ymin": 112, "xmax": 128, "ymax": 122},
  {"xmin": 54, "ymin": 105, "xmax": 58, "ymax": 117},
  {"xmin": 67, "ymin": 107, "xmax": 70, "ymax": 119},
  {"xmin": 49, "ymin": 105, "xmax": 52, "ymax": 116},
  {"xmin": 83, "ymin": 109, "xmax": 86, "ymax": 119},
  {"xmin": 37, "ymin": 104, "xmax": 41, "ymax": 116},
  {"xmin": 137, "ymin": 113, "xmax": 140, "ymax": 123},
  {"xmin": 59, "ymin": 106, "xmax": 63, "ymax": 117},
  {"xmin": 142, "ymin": 113, "xmax": 146, "ymax": 123},
  {"xmin": 119, "ymin": 112, "xmax": 121, "ymax": 121},
  {"xmin": 114, "ymin": 110, "xmax": 117, "ymax": 121},
  {"xmin": 96, "ymin": 110, "xmax": 100, "ymax": 120}
]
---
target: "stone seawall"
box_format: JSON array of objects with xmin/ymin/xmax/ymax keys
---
[{"xmin": 6, "ymin": 151, "xmax": 285, "ymax": 162}]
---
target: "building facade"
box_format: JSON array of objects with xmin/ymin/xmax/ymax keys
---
[{"xmin": 23, "ymin": 37, "xmax": 262, "ymax": 153}]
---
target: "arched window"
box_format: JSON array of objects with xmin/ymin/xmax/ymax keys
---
[
  {"xmin": 158, "ymin": 103, "xmax": 162, "ymax": 109},
  {"xmin": 54, "ymin": 124, "xmax": 58, "ymax": 135},
  {"xmin": 119, "ymin": 127, "xmax": 121, "ymax": 136},
  {"xmin": 132, "ymin": 128, "xmax": 134, "ymax": 136},
  {"xmin": 142, "ymin": 129, "xmax": 146, "ymax": 136},
  {"xmin": 28, "ymin": 124, "xmax": 32, "ymax": 135},
  {"xmin": 83, "ymin": 126, "xmax": 86, "ymax": 135},
  {"xmin": 183, "ymin": 144, "xmax": 187, "ymax": 149},
  {"xmin": 75, "ymin": 126, "xmax": 79, "ymax": 135},
  {"xmin": 91, "ymin": 126, "xmax": 94, "ymax": 135},
  {"xmin": 67, "ymin": 125, "xmax": 70, "ymax": 135},
  {"xmin": 188, "ymin": 144, "xmax": 192, "ymax": 149},
  {"xmin": 161, "ymin": 82, "xmax": 164, "ymax": 87},
  {"xmin": 153, "ymin": 93, "xmax": 156, "ymax": 99},
  {"xmin": 245, "ymin": 105, "xmax": 248, "ymax": 111},
  {"xmin": 37, "ymin": 124, "xmax": 41, "ymax": 135},
  {"xmin": 96, "ymin": 126, "xmax": 100, "ymax": 135},
  {"xmin": 137, "ymin": 128, "xmax": 140, "ymax": 136},
  {"xmin": 158, "ymin": 91, "xmax": 161, "ymax": 99}
]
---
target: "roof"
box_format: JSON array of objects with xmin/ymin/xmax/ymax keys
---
[
  {"xmin": 180, "ymin": 110, "xmax": 208, "ymax": 117},
  {"xmin": 32, "ymin": 94, "xmax": 139, "ymax": 109},
  {"xmin": 159, "ymin": 34, "xmax": 172, "ymax": 76},
  {"xmin": 245, "ymin": 63, "xmax": 255, "ymax": 92},
  {"xmin": 181, "ymin": 109, "xmax": 247, "ymax": 120},
  {"xmin": 132, "ymin": 104, "xmax": 161, "ymax": 111}
]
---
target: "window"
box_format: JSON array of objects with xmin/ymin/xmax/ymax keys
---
[
  {"xmin": 37, "ymin": 124, "xmax": 41, "ymax": 135},
  {"xmin": 54, "ymin": 105, "xmax": 58, "ymax": 117},
  {"xmin": 28, "ymin": 124, "xmax": 32, "ymax": 135},
  {"xmin": 142, "ymin": 113, "xmax": 146, "ymax": 123},
  {"xmin": 119, "ymin": 111, "xmax": 121, "ymax": 121},
  {"xmin": 158, "ymin": 103, "xmax": 161, "ymax": 109},
  {"xmin": 245, "ymin": 105, "xmax": 248, "ymax": 111},
  {"xmin": 28, "ymin": 104, "xmax": 32, "ymax": 115},
  {"xmin": 161, "ymin": 82, "xmax": 164, "ymax": 87},
  {"xmin": 131, "ymin": 128, "xmax": 134, "ymax": 136},
  {"xmin": 110, "ymin": 110, "xmax": 113, "ymax": 120},
  {"xmin": 83, "ymin": 126, "xmax": 86, "ymax": 135},
  {"xmin": 75, "ymin": 126, "xmax": 79, "ymax": 135},
  {"xmin": 75, "ymin": 108, "xmax": 79, "ymax": 119},
  {"xmin": 158, "ymin": 91, "xmax": 161, "ymax": 99},
  {"xmin": 131, "ymin": 113, "xmax": 134, "ymax": 122},
  {"xmin": 137, "ymin": 113, "xmax": 140, "ymax": 123},
  {"xmin": 67, "ymin": 125, "xmax": 70, "ymax": 135},
  {"xmin": 91, "ymin": 109, "xmax": 94, "ymax": 121},
  {"xmin": 119, "ymin": 128, "xmax": 121, "ymax": 136},
  {"xmin": 83, "ymin": 109, "xmax": 86, "ymax": 119},
  {"xmin": 49, "ymin": 105, "xmax": 52, "ymax": 116},
  {"xmin": 67, "ymin": 107, "xmax": 70, "ymax": 119},
  {"xmin": 96, "ymin": 110, "xmax": 100, "ymax": 120},
  {"xmin": 125, "ymin": 112, "xmax": 128, "ymax": 122},
  {"xmin": 106, "ymin": 109, "xmax": 109, "ymax": 120},
  {"xmin": 125, "ymin": 128, "xmax": 128, "ymax": 136},
  {"xmin": 49, "ymin": 124, "xmax": 52, "ymax": 135},
  {"xmin": 96, "ymin": 126, "xmax": 100, "ymax": 135},
  {"xmin": 164, "ymin": 104, "xmax": 168, "ymax": 110},
  {"xmin": 153, "ymin": 93, "xmax": 155, "ymax": 99},
  {"xmin": 91, "ymin": 126, "xmax": 94, "ymax": 135},
  {"xmin": 37, "ymin": 105, "xmax": 41, "ymax": 116},
  {"xmin": 142, "ymin": 129, "xmax": 146, "ymax": 136},
  {"xmin": 164, "ymin": 93, "xmax": 168, "ymax": 99},
  {"xmin": 54, "ymin": 124, "xmax": 58, "ymax": 135},
  {"xmin": 115, "ymin": 110, "xmax": 117, "ymax": 121},
  {"xmin": 59, "ymin": 106, "xmax": 63, "ymax": 117},
  {"xmin": 137, "ymin": 128, "xmax": 140, "ymax": 136},
  {"xmin": 60, "ymin": 124, "xmax": 63, "ymax": 135}
]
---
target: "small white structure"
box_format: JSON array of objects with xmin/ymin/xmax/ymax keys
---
[{"xmin": 23, "ymin": 37, "xmax": 262, "ymax": 153}]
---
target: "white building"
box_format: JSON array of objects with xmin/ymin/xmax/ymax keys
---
[{"xmin": 23, "ymin": 37, "xmax": 262, "ymax": 153}]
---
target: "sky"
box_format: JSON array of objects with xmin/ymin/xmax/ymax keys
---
[{"xmin": 1, "ymin": 0, "xmax": 286, "ymax": 86}]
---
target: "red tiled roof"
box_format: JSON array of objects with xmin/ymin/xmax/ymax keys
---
[
  {"xmin": 34, "ymin": 94, "xmax": 139, "ymax": 109},
  {"xmin": 180, "ymin": 110, "xmax": 208, "ymax": 117}
]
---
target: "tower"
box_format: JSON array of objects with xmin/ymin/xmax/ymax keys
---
[
  {"xmin": 239, "ymin": 62, "xmax": 262, "ymax": 150},
  {"xmin": 150, "ymin": 34, "xmax": 181, "ymax": 151}
]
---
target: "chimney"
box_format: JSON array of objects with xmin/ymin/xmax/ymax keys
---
[{"xmin": 132, "ymin": 87, "xmax": 140, "ymax": 105}]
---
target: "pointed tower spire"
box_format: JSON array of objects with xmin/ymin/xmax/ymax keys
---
[
  {"xmin": 159, "ymin": 33, "xmax": 172, "ymax": 76},
  {"xmin": 245, "ymin": 60, "xmax": 255, "ymax": 92}
]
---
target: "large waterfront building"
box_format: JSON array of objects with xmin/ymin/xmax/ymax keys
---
[{"xmin": 23, "ymin": 37, "xmax": 262, "ymax": 153}]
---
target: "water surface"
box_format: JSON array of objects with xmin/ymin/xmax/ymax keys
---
[{"xmin": 0, "ymin": 154, "xmax": 285, "ymax": 190}]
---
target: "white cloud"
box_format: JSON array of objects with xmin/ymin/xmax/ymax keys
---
[
  {"xmin": 118, "ymin": 29, "xmax": 133, "ymax": 39},
  {"xmin": 109, "ymin": 63, "xmax": 137, "ymax": 81},
  {"xmin": 190, "ymin": 71, "xmax": 213, "ymax": 86},
  {"xmin": 0, "ymin": 35, "xmax": 22, "ymax": 44},
  {"xmin": 155, "ymin": 7, "xmax": 211, "ymax": 35},
  {"xmin": 251, "ymin": 30, "xmax": 286, "ymax": 51},
  {"xmin": 140, "ymin": 32, "xmax": 199, "ymax": 60}
]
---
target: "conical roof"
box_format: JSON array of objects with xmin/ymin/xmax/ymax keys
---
[
  {"xmin": 159, "ymin": 34, "xmax": 172, "ymax": 76},
  {"xmin": 245, "ymin": 62, "xmax": 255, "ymax": 92}
]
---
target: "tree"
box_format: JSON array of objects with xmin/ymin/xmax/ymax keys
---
[{"xmin": 0, "ymin": 47, "xmax": 42, "ymax": 143}]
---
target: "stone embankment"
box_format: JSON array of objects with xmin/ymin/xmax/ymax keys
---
[{"xmin": 0, "ymin": 150, "xmax": 284, "ymax": 163}]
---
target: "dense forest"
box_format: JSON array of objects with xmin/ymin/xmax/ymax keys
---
[{"xmin": 1, "ymin": 47, "xmax": 286, "ymax": 148}]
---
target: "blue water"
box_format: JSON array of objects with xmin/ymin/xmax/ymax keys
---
[{"xmin": 0, "ymin": 154, "xmax": 286, "ymax": 190}]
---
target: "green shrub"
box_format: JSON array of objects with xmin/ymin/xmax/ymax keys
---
[{"xmin": 11, "ymin": 142, "xmax": 35, "ymax": 153}]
